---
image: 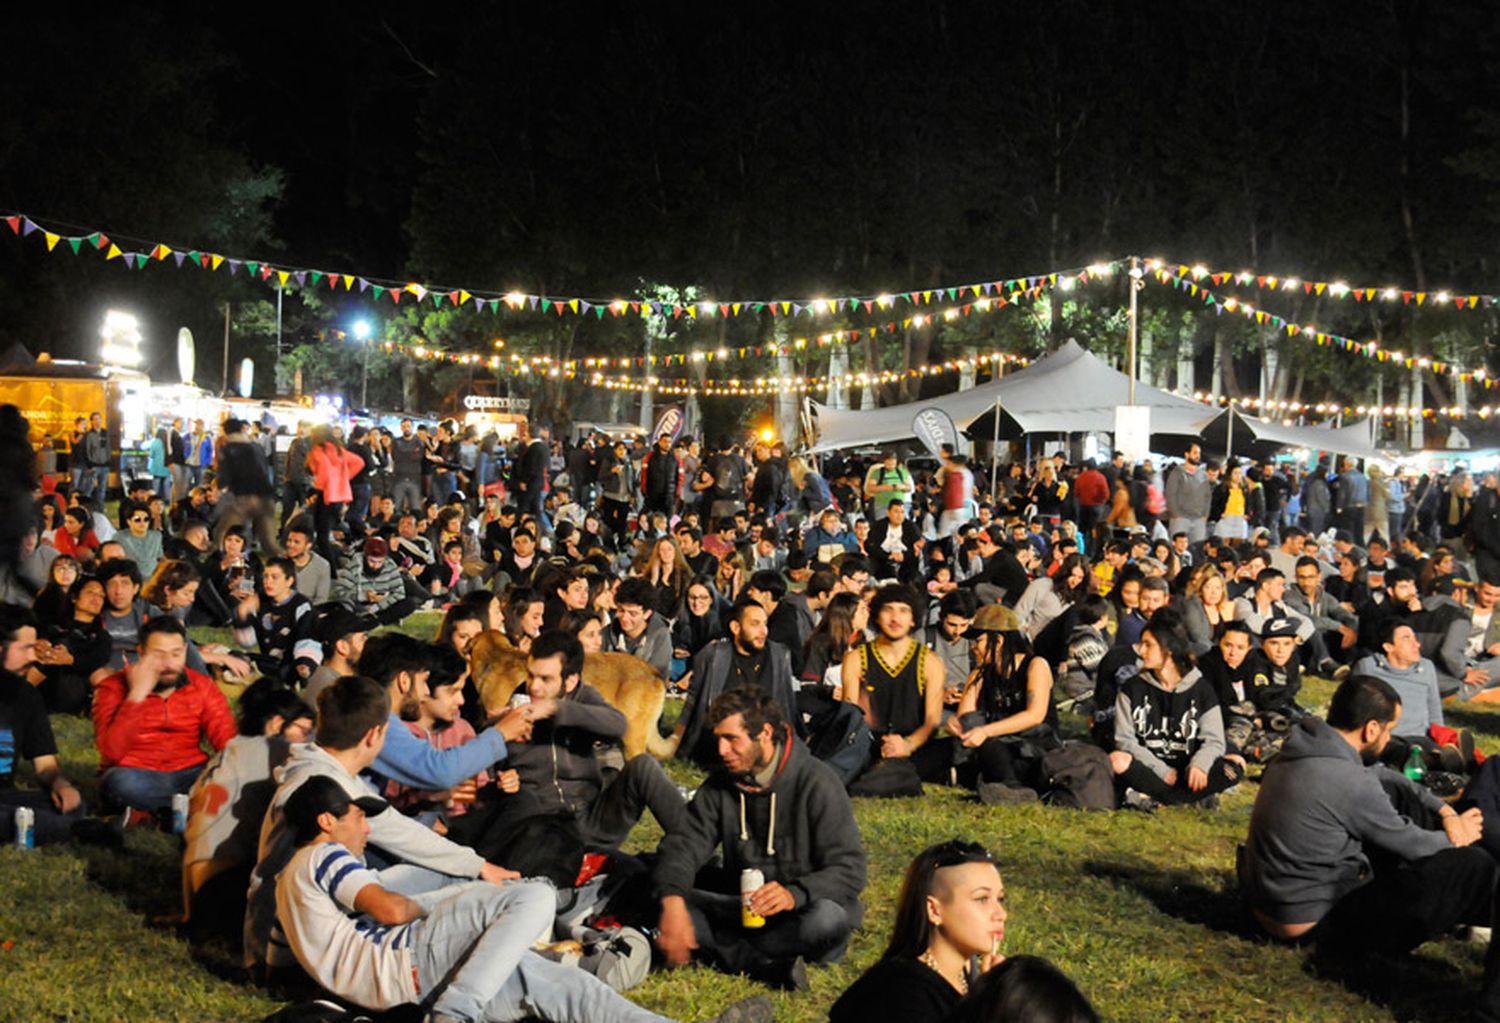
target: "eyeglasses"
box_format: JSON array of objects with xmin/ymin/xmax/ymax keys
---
[{"xmin": 129, "ymin": 516, "xmax": 149, "ymax": 524}]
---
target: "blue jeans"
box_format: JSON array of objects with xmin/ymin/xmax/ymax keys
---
[
  {"xmin": 413, "ymin": 881, "xmax": 666, "ymax": 1022},
  {"xmin": 100, "ymin": 764, "xmax": 204, "ymax": 811},
  {"xmin": 86, "ymin": 465, "xmax": 110, "ymax": 500}
]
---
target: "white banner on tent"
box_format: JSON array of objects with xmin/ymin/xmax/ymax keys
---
[{"xmin": 1114, "ymin": 405, "xmax": 1152, "ymax": 462}]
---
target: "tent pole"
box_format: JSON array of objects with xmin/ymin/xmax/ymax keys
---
[{"xmin": 1225, "ymin": 406, "xmax": 1235, "ymax": 463}]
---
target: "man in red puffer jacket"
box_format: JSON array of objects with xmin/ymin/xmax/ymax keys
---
[{"xmin": 92, "ymin": 615, "xmax": 235, "ymax": 817}]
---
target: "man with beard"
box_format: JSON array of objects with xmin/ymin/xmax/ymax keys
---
[
  {"xmin": 1165, "ymin": 442, "xmax": 1213, "ymax": 545},
  {"xmin": 1242, "ymin": 675, "xmax": 1500, "ymax": 1018},
  {"xmin": 362, "ymin": 633, "xmax": 537, "ymax": 796},
  {"xmin": 92, "ymin": 615, "xmax": 236, "ymax": 817},
  {"xmin": 840, "ymin": 585, "xmax": 949, "ymax": 785},
  {"xmin": 282, "ymin": 522, "xmax": 331, "ymax": 605},
  {"xmin": 674, "ymin": 600, "xmax": 799, "ymax": 768},
  {"xmin": 0, "ymin": 606, "xmax": 85, "ymax": 844},
  {"xmin": 333, "ymin": 536, "xmax": 415, "ymax": 625},
  {"xmin": 655, "ymin": 687, "xmax": 866, "ymax": 991}
]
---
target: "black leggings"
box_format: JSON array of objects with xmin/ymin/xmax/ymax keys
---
[{"xmin": 1118, "ymin": 756, "xmax": 1242, "ymax": 805}]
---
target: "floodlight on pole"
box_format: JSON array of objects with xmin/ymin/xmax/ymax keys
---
[{"xmin": 100, "ymin": 309, "xmax": 143, "ymax": 367}]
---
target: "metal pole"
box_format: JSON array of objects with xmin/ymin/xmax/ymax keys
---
[
  {"xmin": 989, "ymin": 352, "xmax": 1004, "ymax": 502},
  {"xmin": 275, "ymin": 283, "xmax": 283, "ymax": 389},
  {"xmin": 361, "ymin": 341, "xmax": 370, "ymax": 409},
  {"xmin": 221, "ymin": 302, "xmax": 231, "ymax": 394},
  {"xmin": 1127, "ymin": 255, "xmax": 1141, "ymax": 405},
  {"xmin": 1225, "ymin": 403, "xmax": 1235, "ymax": 463}
]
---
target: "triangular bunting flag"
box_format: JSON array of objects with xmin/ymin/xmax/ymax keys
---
[
  {"xmin": 67, "ymin": 237, "xmax": 82, "ymax": 254},
  {"xmin": 3, "ymin": 215, "xmax": 20, "ymax": 235},
  {"xmin": 105, "ymin": 244, "xmax": 122, "ymax": 260},
  {"xmin": 44, "ymin": 232, "xmax": 59, "ymax": 251}
]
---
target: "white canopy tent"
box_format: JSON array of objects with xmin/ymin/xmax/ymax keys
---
[{"xmin": 807, "ymin": 339, "xmax": 1386, "ymax": 461}]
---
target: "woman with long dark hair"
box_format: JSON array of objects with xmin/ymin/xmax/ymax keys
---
[
  {"xmin": 31, "ymin": 554, "xmax": 81, "ymax": 629},
  {"xmin": 670, "ymin": 576, "xmax": 722, "ymax": 681},
  {"xmin": 950, "ymin": 606, "xmax": 1059, "ymax": 802},
  {"xmin": 830, "ymin": 839, "xmax": 1007, "ymax": 1023},
  {"xmin": 30, "ymin": 574, "xmax": 112, "ymax": 715},
  {"xmin": 1013, "ymin": 553, "xmax": 1092, "ymax": 641},
  {"xmin": 801, "ymin": 591, "xmax": 868, "ymax": 691}
]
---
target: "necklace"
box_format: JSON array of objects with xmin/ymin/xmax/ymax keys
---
[{"xmin": 919, "ymin": 950, "xmax": 968, "ymax": 995}]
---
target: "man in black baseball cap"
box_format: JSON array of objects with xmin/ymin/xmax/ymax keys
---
[{"xmin": 281, "ymin": 774, "xmax": 387, "ymax": 846}]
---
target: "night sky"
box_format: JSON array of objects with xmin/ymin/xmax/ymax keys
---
[{"xmin": 3, "ymin": 2, "xmax": 1500, "ymax": 417}]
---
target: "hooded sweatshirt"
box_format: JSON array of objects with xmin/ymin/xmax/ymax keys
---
[
  {"xmin": 655, "ymin": 726, "xmax": 866, "ymax": 917},
  {"xmin": 1113, "ymin": 666, "xmax": 1226, "ymax": 779},
  {"xmin": 503, "ymin": 683, "xmax": 626, "ymax": 817},
  {"xmin": 1243, "ymin": 715, "xmax": 1450, "ymax": 925}
]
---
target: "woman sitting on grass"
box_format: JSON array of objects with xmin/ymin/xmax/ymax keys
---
[
  {"xmin": 830, "ymin": 839, "xmax": 1007, "ymax": 1023},
  {"xmin": 949, "ymin": 605, "xmax": 1059, "ymax": 805}
]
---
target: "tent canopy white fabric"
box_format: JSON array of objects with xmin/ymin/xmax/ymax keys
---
[{"xmin": 807, "ymin": 339, "xmax": 1385, "ymax": 461}]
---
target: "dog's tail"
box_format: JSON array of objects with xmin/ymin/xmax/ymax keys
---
[{"xmin": 646, "ymin": 725, "xmax": 680, "ymax": 760}]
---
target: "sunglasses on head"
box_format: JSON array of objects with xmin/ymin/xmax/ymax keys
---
[
  {"xmin": 130, "ymin": 516, "xmax": 149, "ymax": 523},
  {"xmin": 931, "ymin": 840, "xmax": 995, "ymax": 869}
]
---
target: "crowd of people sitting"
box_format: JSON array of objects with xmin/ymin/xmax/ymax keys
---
[{"xmin": 8, "ymin": 399, "xmax": 1500, "ymax": 1021}]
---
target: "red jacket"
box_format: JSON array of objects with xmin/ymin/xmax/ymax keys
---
[
  {"xmin": 1075, "ymin": 468, "xmax": 1110, "ymax": 509},
  {"xmin": 92, "ymin": 667, "xmax": 236, "ymax": 772},
  {"xmin": 306, "ymin": 443, "xmax": 365, "ymax": 505}
]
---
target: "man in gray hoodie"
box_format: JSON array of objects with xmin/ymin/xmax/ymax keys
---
[
  {"xmin": 1164, "ymin": 444, "xmax": 1213, "ymax": 544},
  {"xmin": 1243, "ymin": 675, "xmax": 1500, "ymax": 1019}
]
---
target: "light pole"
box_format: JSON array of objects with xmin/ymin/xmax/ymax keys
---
[{"xmin": 353, "ymin": 319, "xmax": 372, "ymax": 408}]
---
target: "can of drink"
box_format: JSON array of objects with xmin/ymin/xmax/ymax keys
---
[
  {"xmin": 509, "ymin": 692, "xmax": 532, "ymax": 710},
  {"xmin": 740, "ymin": 868, "xmax": 766, "ymax": 928},
  {"xmin": 14, "ymin": 806, "xmax": 35, "ymax": 850},
  {"xmin": 171, "ymin": 792, "xmax": 191, "ymax": 835}
]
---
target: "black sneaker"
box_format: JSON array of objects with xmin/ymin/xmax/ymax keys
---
[
  {"xmin": 1459, "ymin": 728, "xmax": 1477, "ymax": 769},
  {"xmin": 1121, "ymin": 787, "xmax": 1160, "ymax": 813},
  {"xmin": 749, "ymin": 955, "xmax": 809, "ymax": 991},
  {"xmin": 1438, "ymin": 744, "xmax": 1466, "ymax": 775}
]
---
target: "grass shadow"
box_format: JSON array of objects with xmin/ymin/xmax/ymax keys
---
[
  {"xmin": 1086, "ymin": 854, "xmax": 1482, "ymax": 1022},
  {"xmin": 1083, "ymin": 856, "xmax": 1259, "ymax": 938}
]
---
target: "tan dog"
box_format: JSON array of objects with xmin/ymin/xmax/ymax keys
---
[{"xmin": 468, "ymin": 631, "xmax": 676, "ymax": 760}]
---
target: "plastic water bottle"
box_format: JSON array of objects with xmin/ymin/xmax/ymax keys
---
[{"xmin": 1403, "ymin": 745, "xmax": 1426, "ymax": 782}]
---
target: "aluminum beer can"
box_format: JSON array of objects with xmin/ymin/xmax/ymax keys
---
[
  {"xmin": 171, "ymin": 793, "xmax": 191, "ymax": 835},
  {"xmin": 509, "ymin": 692, "xmax": 532, "ymax": 710},
  {"xmin": 741, "ymin": 868, "xmax": 766, "ymax": 928},
  {"xmin": 14, "ymin": 806, "xmax": 35, "ymax": 850}
]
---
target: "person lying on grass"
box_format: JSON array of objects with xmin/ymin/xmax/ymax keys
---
[
  {"xmin": 1242, "ymin": 674, "xmax": 1500, "ymax": 1021},
  {"xmin": 1109, "ymin": 608, "xmax": 1244, "ymax": 811},
  {"xmin": 274, "ymin": 773, "xmax": 774, "ymax": 1023}
]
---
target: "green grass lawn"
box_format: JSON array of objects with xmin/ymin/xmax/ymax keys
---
[{"xmin": 4, "ymin": 646, "xmax": 1499, "ymax": 1022}]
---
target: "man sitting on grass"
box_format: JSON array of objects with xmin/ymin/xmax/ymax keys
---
[
  {"xmin": 475, "ymin": 630, "xmax": 687, "ymax": 855},
  {"xmin": 182, "ymin": 680, "xmax": 313, "ymax": 935},
  {"xmin": 92, "ymin": 615, "xmax": 236, "ymax": 819},
  {"xmin": 1242, "ymin": 675, "xmax": 1500, "ymax": 1020},
  {"xmin": 275, "ymin": 774, "xmax": 771, "ymax": 1023},
  {"xmin": 0, "ymin": 607, "xmax": 84, "ymax": 845},
  {"xmin": 655, "ymin": 688, "xmax": 867, "ymax": 991}
]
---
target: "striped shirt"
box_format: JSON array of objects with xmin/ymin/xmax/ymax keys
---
[{"xmin": 275, "ymin": 841, "xmax": 420, "ymax": 1009}]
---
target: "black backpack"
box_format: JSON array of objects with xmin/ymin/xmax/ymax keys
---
[{"xmin": 1040, "ymin": 742, "xmax": 1116, "ymax": 810}]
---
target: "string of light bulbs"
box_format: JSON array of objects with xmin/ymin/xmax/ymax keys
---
[{"xmin": 1148, "ymin": 268, "xmax": 1494, "ymax": 389}]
